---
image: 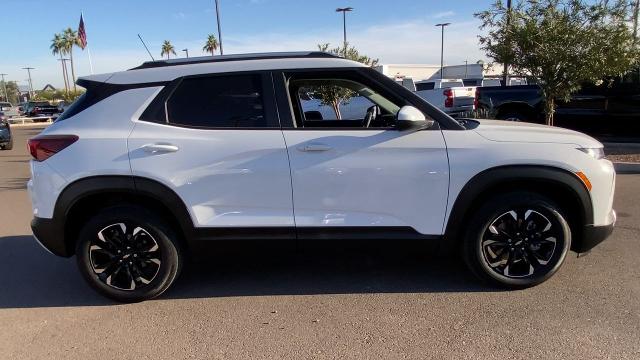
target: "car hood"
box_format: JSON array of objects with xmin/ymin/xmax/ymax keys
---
[{"xmin": 472, "ymin": 119, "xmax": 602, "ymax": 148}]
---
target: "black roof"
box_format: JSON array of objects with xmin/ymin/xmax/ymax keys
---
[{"xmin": 130, "ymin": 51, "xmax": 339, "ymax": 70}]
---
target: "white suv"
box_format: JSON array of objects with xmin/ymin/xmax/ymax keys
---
[{"xmin": 27, "ymin": 52, "xmax": 616, "ymax": 302}]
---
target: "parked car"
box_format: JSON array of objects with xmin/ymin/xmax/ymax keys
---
[
  {"xmin": 18, "ymin": 102, "xmax": 28, "ymax": 116},
  {"xmin": 0, "ymin": 113, "xmax": 13, "ymax": 150},
  {"xmin": 413, "ymin": 79, "xmax": 476, "ymax": 117},
  {"xmin": 0, "ymin": 102, "xmax": 19, "ymax": 118},
  {"xmin": 23, "ymin": 101, "xmax": 60, "ymax": 119},
  {"xmin": 475, "ymin": 75, "xmax": 640, "ymax": 137},
  {"xmin": 28, "ymin": 51, "xmax": 616, "ymax": 302},
  {"xmin": 57, "ymin": 101, "xmax": 70, "ymax": 113}
]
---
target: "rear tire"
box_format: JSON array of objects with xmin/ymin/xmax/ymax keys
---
[
  {"xmin": 462, "ymin": 192, "xmax": 571, "ymax": 289},
  {"xmin": 75, "ymin": 206, "xmax": 183, "ymax": 302},
  {"xmin": 497, "ymin": 112, "xmax": 528, "ymax": 122},
  {"xmin": 4, "ymin": 138, "xmax": 13, "ymax": 150}
]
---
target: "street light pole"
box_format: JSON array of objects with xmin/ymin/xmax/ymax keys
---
[
  {"xmin": 182, "ymin": 49, "xmax": 189, "ymax": 58},
  {"xmin": 214, "ymin": 0, "xmax": 224, "ymax": 55},
  {"xmin": 435, "ymin": 23, "xmax": 450, "ymax": 80},
  {"xmin": 336, "ymin": 7, "xmax": 353, "ymax": 57},
  {"xmin": 22, "ymin": 67, "xmax": 34, "ymax": 99},
  {"xmin": 0, "ymin": 73, "xmax": 7, "ymax": 102}
]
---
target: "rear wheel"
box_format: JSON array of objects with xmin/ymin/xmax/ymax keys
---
[
  {"xmin": 462, "ymin": 192, "xmax": 571, "ymax": 289},
  {"xmin": 75, "ymin": 206, "xmax": 182, "ymax": 302},
  {"xmin": 4, "ymin": 138, "xmax": 13, "ymax": 150},
  {"xmin": 497, "ymin": 112, "xmax": 528, "ymax": 122}
]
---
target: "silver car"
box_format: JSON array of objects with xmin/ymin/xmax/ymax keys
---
[{"xmin": 0, "ymin": 102, "xmax": 19, "ymax": 118}]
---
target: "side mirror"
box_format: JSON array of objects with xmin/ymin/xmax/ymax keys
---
[{"xmin": 396, "ymin": 105, "xmax": 433, "ymax": 131}]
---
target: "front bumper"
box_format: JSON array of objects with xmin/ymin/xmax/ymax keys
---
[
  {"xmin": 31, "ymin": 216, "xmax": 70, "ymax": 257},
  {"xmin": 576, "ymin": 210, "xmax": 616, "ymax": 253}
]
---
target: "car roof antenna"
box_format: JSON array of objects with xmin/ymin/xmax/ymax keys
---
[{"xmin": 137, "ymin": 34, "xmax": 155, "ymax": 61}]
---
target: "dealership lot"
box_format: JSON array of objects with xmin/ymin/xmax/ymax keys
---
[{"xmin": 1, "ymin": 126, "xmax": 639, "ymax": 359}]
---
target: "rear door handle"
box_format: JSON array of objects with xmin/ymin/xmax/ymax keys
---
[
  {"xmin": 140, "ymin": 143, "xmax": 179, "ymax": 154},
  {"xmin": 298, "ymin": 143, "xmax": 332, "ymax": 152}
]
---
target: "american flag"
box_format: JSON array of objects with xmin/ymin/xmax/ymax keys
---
[{"xmin": 78, "ymin": 14, "xmax": 87, "ymax": 50}]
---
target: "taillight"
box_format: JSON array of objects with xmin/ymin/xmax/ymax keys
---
[
  {"xmin": 28, "ymin": 135, "xmax": 78, "ymax": 162},
  {"xmin": 443, "ymin": 89, "xmax": 453, "ymax": 108}
]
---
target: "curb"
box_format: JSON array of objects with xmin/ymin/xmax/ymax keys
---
[
  {"xmin": 614, "ymin": 162, "xmax": 640, "ymax": 174},
  {"xmin": 9, "ymin": 122, "xmax": 51, "ymax": 128}
]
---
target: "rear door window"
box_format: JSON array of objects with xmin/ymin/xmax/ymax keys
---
[{"xmin": 166, "ymin": 74, "xmax": 272, "ymax": 128}]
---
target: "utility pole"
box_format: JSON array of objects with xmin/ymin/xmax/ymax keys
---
[
  {"xmin": 214, "ymin": 0, "xmax": 224, "ymax": 55},
  {"xmin": 0, "ymin": 73, "xmax": 7, "ymax": 102},
  {"xmin": 22, "ymin": 67, "xmax": 34, "ymax": 99},
  {"xmin": 503, "ymin": 0, "xmax": 512, "ymax": 87},
  {"xmin": 182, "ymin": 49, "xmax": 189, "ymax": 58},
  {"xmin": 435, "ymin": 23, "xmax": 450, "ymax": 80},
  {"xmin": 336, "ymin": 7, "xmax": 353, "ymax": 56}
]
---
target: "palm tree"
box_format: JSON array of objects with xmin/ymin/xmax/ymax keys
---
[
  {"xmin": 50, "ymin": 33, "xmax": 69, "ymax": 94},
  {"xmin": 62, "ymin": 28, "xmax": 80, "ymax": 92},
  {"xmin": 202, "ymin": 34, "xmax": 219, "ymax": 56},
  {"xmin": 161, "ymin": 40, "xmax": 176, "ymax": 59}
]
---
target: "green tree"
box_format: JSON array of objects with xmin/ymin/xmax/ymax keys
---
[
  {"xmin": 476, "ymin": 0, "xmax": 638, "ymax": 125},
  {"xmin": 50, "ymin": 33, "xmax": 69, "ymax": 94},
  {"xmin": 1, "ymin": 81, "xmax": 20, "ymax": 104},
  {"xmin": 34, "ymin": 89, "xmax": 84, "ymax": 102},
  {"xmin": 314, "ymin": 43, "xmax": 379, "ymax": 119},
  {"xmin": 62, "ymin": 28, "xmax": 81, "ymax": 92},
  {"xmin": 161, "ymin": 40, "xmax": 176, "ymax": 59},
  {"xmin": 202, "ymin": 34, "xmax": 219, "ymax": 56}
]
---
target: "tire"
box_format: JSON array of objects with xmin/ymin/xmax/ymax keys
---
[
  {"xmin": 75, "ymin": 206, "xmax": 183, "ymax": 302},
  {"xmin": 462, "ymin": 192, "xmax": 571, "ymax": 289},
  {"xmin": 4, "ymin": 138, "xmax": 13, "ymax": 150},
  {"xmin": 497, "ymin": 112, "xmax": 528, "ymax": 122}
]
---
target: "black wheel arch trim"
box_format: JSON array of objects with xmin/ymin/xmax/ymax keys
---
[
  {"xmin": 41, "ymin": 175, "xmax": 194, "ymax": 257},
  {"xmin": 443, "ymin": 165, "xmax": 594, "ymax": 252}
]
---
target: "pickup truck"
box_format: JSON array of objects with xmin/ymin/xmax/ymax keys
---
[
  {"xmin": 475, "ymin": 82, "xmax": 640, "ymax": 138},
  {"xmin": 23, "ymin": 101, "xmax": 60, "ymax": 119},
  {"xmin": 413, "ymin": 79, "xmax": 476, "ymax": 117}
]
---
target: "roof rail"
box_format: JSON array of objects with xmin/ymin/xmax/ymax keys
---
[{"xmin": 129, "ymin": 51, "xmax": 340, "ymax": 70}]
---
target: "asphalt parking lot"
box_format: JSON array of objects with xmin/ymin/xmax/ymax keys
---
[{"xmin": 1, "ymin": 126, "xmax": 639, "ymax": 359}]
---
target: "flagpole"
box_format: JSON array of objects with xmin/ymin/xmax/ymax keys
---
[
  {"xmin": 81, "ymin": 11, "xmax": 94, "ymax": 74},
  {"xmin": 87, "ymin": 47, "xmax": 94, "ymax": 74}
]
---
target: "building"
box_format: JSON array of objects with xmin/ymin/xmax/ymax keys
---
[{"xmin": 375, "ymin": 62, "xmax": 505, "ymax": 84}]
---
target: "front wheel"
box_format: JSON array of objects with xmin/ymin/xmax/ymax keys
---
[
  {"xmin": 76, "ymin": 206, "xmax": 183, "ymax": 302},
  {"xmin": 462, "ymin": 192, "xmax": 571, "ymax": 289}
]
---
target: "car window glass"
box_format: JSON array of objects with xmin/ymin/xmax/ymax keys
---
[
  {"xmin": 167, "ymin": 74, "xmax": 267, "ymax": 128},
  {"xmin": 291, "ymin": 78, "xmax": 400, "ymax": 128},
  {"xmin": 415, "ymin": 82, "xmax": 435, "ymax": 91}
]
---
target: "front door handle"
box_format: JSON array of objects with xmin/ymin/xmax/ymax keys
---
[
  {"xmin": 140, "ymin": 143, "xmax": 179, "ymax": 154},
  {"xmin": 298, "ymin": 143, "xmax": 332, "ymax": 152}
]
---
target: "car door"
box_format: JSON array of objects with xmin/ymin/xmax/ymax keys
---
[
  {"xmin": 274, "ymin": 69, "xmax": 449, "ymax": 236},
  {"xmin": 128, "ymin": 72, "xmax": 294, "ymax": 233}
]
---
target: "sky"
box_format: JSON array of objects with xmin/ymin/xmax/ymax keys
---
[{"xmin": 0, "ymin": 0, "xmax": 496, "ymax": 89}]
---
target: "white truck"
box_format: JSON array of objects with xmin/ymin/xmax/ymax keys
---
[{"xmin": 412, "ymin": 79, "xmax": 476, "ymax": 117}]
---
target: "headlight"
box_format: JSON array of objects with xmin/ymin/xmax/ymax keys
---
[{"xmin": 577, "ymin": 147, "xmax": 605, "ymax": 160}]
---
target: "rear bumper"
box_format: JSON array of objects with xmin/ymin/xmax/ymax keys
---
[
  {"xmin": 31, "ymin": 216, "xmax": 69, "ymax": 257},
  {"xmin": 576, "ymin": 210, "xmax": 616, "ymax": 253}
]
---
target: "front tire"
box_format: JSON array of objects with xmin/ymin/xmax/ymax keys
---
[
  {"xmin": 75, "ymin": 206, "xmax": 183, "ymax": 302},
  {"xmin": 462, "ymin": 192, "xmax": 571, "ymax": 289}
]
